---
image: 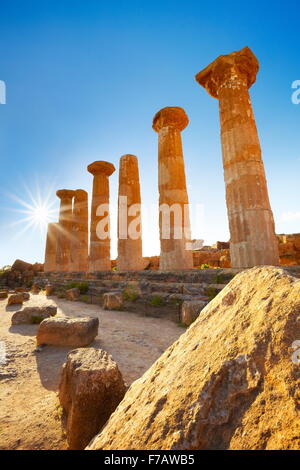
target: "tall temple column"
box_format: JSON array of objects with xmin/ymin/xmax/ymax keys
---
[
  {"xmin": 152, "ymin": 107, "xmax": 193, "ymax": 270},
  {"xmin": 196, "ymin": 47, "xmax": 279, "ymax": 268},
  {"xmin": 71, "ymin": 189, "xmax": 88, "ymax": 272},
  {"xmin": 117, "ymin": 154, "xmax": 143, "ymax": 270},
  {"xmin": 88, "ymin": 161, "xmax": 115, "ymax": 271},
  {"xmin": 56, "ymin": 189, "xmax": 75, "ymax": 272},
  {"xmin": 44, "ymin": 222, "xmax": 59, "ymax": 272}
]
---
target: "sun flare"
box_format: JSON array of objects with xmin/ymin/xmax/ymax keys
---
[{"xmin": 8, "ymin": 182, "xmax": 58, "ymax": 238}]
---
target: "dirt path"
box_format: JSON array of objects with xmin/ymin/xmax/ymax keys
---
[{"xmin": 0, "ymin": 293, "xmax": 184, "ymax": 450}]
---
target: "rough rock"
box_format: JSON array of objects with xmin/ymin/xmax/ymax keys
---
[
  {"xmin": 103, "ymin": 292, "xmax": 123, "ymax": 310},
  {"xmin": 22, "ymin": 292, "xmax": 30, "ymax": 301},
  {"xmin": 66, "ymin": 288, "xmax": 80, "ymax": 301},
  {"xmin": 59, "ymin": 348, "xmax": 126, "ymax": 449},
  {"xmin": 11, "ymin": 259, "xmax": 32, "ymax": 272},
  {"xmin": 31, "ymin": 283, "xmax": 40, "ymax": 294},
  {"xmin": 11, "ymin": 306, "xmax": 57, "ymax": 325},
  {"xmin": 181, "ymin": 300, "xmax": 208, "ymax": 326},
  {"xmin": 0, "ymin": 291, "xmax": 8, "ymax": 299},
  {"xmin": 7, "ymin": 293, "xmax": 24, "ymax": 306},
  {"xmin": 87, "ymin": 267, "xmax": 300, "ymax": 450},
  {"xmin": 45, "ymin": 284, "xmax": 55, "ymax": 296},
  {"xmin": 37, "ymin": 316, "xmax": 99, "ymax": 347}
]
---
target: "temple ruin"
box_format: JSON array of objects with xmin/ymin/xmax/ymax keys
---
[{"xmin": 45, "ymin": 47, "xmax": 284, "ymax": 273}]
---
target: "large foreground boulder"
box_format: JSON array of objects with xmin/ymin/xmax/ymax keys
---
[
  {"xmin": 11, "ymin": 306, "xmax": 57, "ymax": 325},
  {"xmin": 37, "ymin": 316, "xmax": 99, "ymax": 347},
  {"xmin": 59, "ymin": 348, "xmax": 126, "ymax": 450},
  {"xmin": 87, "ymin": 267, "xmax": 300, "ymax": 450}
]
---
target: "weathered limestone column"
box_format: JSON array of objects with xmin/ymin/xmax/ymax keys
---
[
  {"xmin": 117, "ymin": 154, "xmax": 143, "ymax": 270},
  {"xmin": 88, "ymin": 161, "xmax": 115, "ymax": 271},
  {"xmin": 44, "ymin": 222, "xmax": 59, "ymax": 272},
  {"xmin": 196, "ymin": 47, "xmax": 279, "ymax": 268},
  {"xmin": 56, "ymin": 189, "xmax": 75, "ymax": 272},
  {"xmin": 71, "ymin": 189, "xmax": 88, "ymax": 272},
  {"xmin": 152, "ymin": 107, "xmax": 193, "ymax": 270}
]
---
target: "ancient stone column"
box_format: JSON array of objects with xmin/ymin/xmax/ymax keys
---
[
  {"xmin": 196, "ymin": 47, "xmax": 279, "ymax": 268},
  {"xmin": 117, "ymin": 154, "xmax": 143, "ymax": 270},
  {"xmin": 44, "ymin": 222, "xmax": 59, "ymax": 272},
  {"xmin": 88, "ymin": 161, "xmax": 115, "ymax": 271},
  {"xmin": 71, "ymin": 189, "xmax": 88, "ymax": 272},
  {"xmin": 56, "ymin": 189, "xmax": 75, "ymax": 272},
  {"xmin": 152, "ymin": 107, "xmax": 193, "ymax": 270}
]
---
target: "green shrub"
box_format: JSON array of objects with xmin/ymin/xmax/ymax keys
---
[
  {"xmin": 65, "ymin": 281, "xmax": 89, "ymax": 294},
  {"xmin": 122, "ymin": 289, "xmax": 138, "ymax": 302},
  {"xmin": 150, "ymin": 295, "xmax": 164, "ymax": 307},
  {"xmin": 197, "ymin": 264, "xmax": 209, "ymax": 269}
]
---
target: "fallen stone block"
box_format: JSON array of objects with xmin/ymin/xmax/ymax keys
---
[
  {"xmin": 181, "ymin": 300, "xmax": 208, "ymax": 326},
  {"xmin": 7, "ymin": 293, "xmax": 24, "ymax": 306},
  {"xmin": 86, "ymin": 266, "xmax": 300, "ymax": 451},
  {"xmin": 103, "ymin": 292, "xmax": 123, "ymax": 310},
  {"xmin": 59, "ymin": 348, "xmax": 126, "ymax": 449},
  {"xmin": 0, "ymin": 291, "xmax": 8, "ymax": 299},
  {"xmin": 37, "ymin": 316, "xmax": 99, "ymax": 347},
  {"xmin": 45, "ymin": 284, "xmax": 55, "ymax": 296},
  {"xmin": 11, "ymin": 306, "xmax": 57, "ymax": 325},
  {"xmin": 22, "ymin": 292, "xmax": 30, "ymax": 301},
  {"xmin": 31, "ymin": 283, "xmax": 40, "ymax": 294},
  {"xmin": 66, "ymin": 288, "xmax": 80, "ymax": 301}
]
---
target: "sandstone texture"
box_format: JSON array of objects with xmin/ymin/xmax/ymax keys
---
[
  {"xmin": 55, "ymin": 189, "xmax": 75, "ymax": 272},
  {"xmin": 22, "ymin": 292, "xmax": 30, "ymax": 301},
  {"xmin": 181, "ymin": 300, "xmax": 208, "ymax": 326},
  {"xmin": 0, "ymin": 291, "xmax": 8, "ymax": 299},
  {"xmin": 153, "ymin": 106, "xmax": 193, "ymax": 271},
  {"xmin": 66, "ymin": 288, "xmax": 80, "ymax": 301},
  {"xmin": 11, "ymin": 306, "xmax": 57, "ymax": 325},
  {"xmin": 103, "ymin": 292, "xmax": 123, "ymax": 310},
  {"xmin": 71, "ymin": 189, "xmax": 88, "ymax": 272},
  {"xmin": 7, "ymin": 293, "xmax": 24, "ymax": 306},
  {"xmin": 87, "ymin": 267, "xmax": 300, "ymax": 450},
  {"xmin": 117, "ymin": 154, "xmax": 144, "ymax": 271},
  {"xmin": 37, "ymin": 316, "xmax": 99, "ymax": 347},
  {"xmin": 88, "ymin": 161, "xmax": 115, "ymax": 271},
  {"xmin": 45, "ymin": 284, "xmax": 55, "ymax": 296},
  {"xmin": 44, "ymin": 223, "xmax": 59, "ymax": 272},
  {"xmin": 59, "ymin": 348, "xmax": 126, "ymax": 449},
  {"xmin": 196, "ymin": 47, "xmax": 279, "ymax": 268}
]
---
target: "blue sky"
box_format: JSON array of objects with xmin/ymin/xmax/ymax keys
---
[{"xmin": 0, "ymin": 0, "xmax": 299, "ymax": 266}]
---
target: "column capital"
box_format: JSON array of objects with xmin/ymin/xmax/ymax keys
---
[
  {"xmin": 56, "ymin": 189, "xmax": 75, "ymax": 199},
  {"xmin": 120, "ymin": 154, "xmax": 138, "ymax": 162},
  {"xmin": 195, "ymin": 46, "xmax": 259, "ymax": 99},
  {"xmin": 87, "ymin": 161, "xmax": 115, "ymax": 176},
  {"xmin": 152, "ymin": 107, "xmax": 189, "ymax": 133},
  {"xmin": 74, "ymin": 189, "xmax": 88, "ymax": 200}
]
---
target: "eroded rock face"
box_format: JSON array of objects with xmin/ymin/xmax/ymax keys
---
[
  {"xmin": 0, "ymin": 291, "xmax": 8, "ymax": 299},
  {"xmin": 11, "ymin": 306, "xmax": 57, "ymax": 325},
  {"xmin": 103, "ymin": 292, "xmax": 123, "ymax": 310},
  {"xmin": 7, "ymin": 293, "xmax": 24, "ymax": 306},
  {"xmin": 66, "ymin": 288, "xmax": 80, "ymax": 301},
  {"xmin": 59, "ymin": 348, "xmax": 126, "ymax": 450},
  {"xmin": 87, "ymin": 267, "xmax": 300, "ymax": 450},
  {"xmin": 37, "ymin": 316, "xmax": 99, "ymax": 347},
  {"xmin": 45, "ymin": 284, "xmax": 55, "ymax": 296},
  {"xmin": 181, "ymin": 300, "xmax": 208, "ymax": 326}
]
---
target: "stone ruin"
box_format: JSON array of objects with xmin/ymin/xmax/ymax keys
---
[{"xmin": 44, "ymin": 46, "xmax": 291, "ymax": 275}]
